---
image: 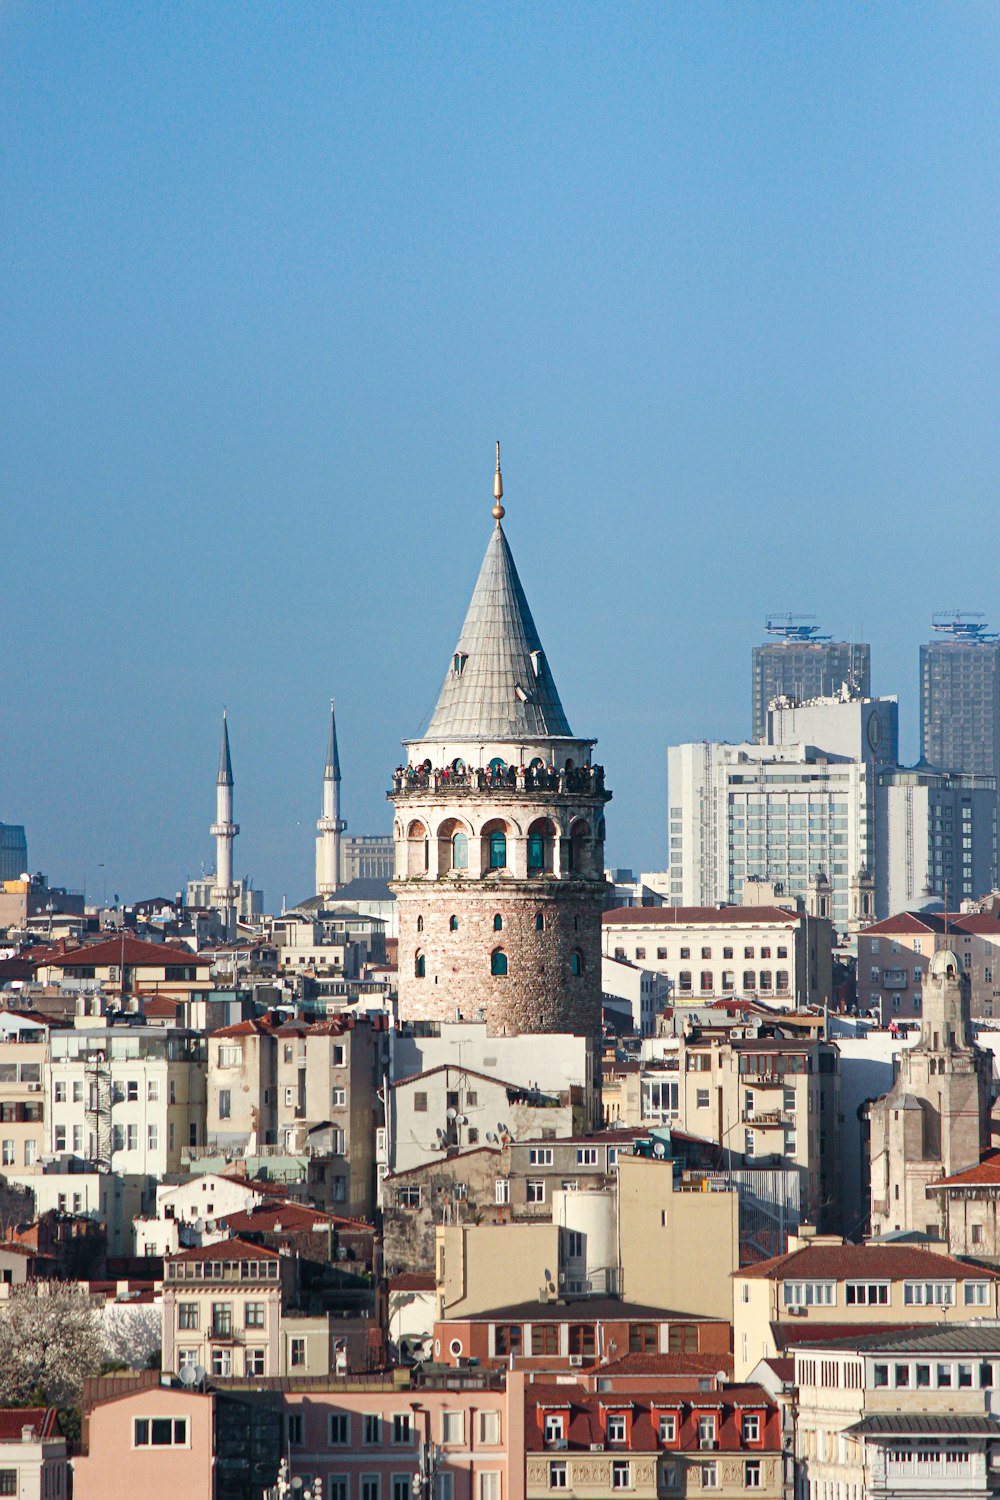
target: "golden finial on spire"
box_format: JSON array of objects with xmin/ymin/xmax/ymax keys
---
[{"xmin": 492, "ymin": 439, "xmax": 505, "ymax": 523}]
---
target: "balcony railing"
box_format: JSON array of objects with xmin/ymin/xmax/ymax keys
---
[{"xmin": 390, "ymin": 765, "xmax": 607, "ymax": 798}]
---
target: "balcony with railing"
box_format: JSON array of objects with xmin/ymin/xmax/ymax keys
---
[{"xmin": 390, "ymin": 763, "xmax": 608, "ymax": 799}]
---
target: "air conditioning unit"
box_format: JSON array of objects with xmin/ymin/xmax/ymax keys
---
[
  {"xmin": 550, "ymin": 1439, "xmax": 568, "ymax": 1451},
  {"xmin": 699, "ymin": 1439, "xmax": 718, "ymax": 1451},
  {"xmin": 589, "ymin": 1444, "xmax": 604, "ymax": 1453},
  {"xmin": 27, "ymin": 1083, "xmax": 41, "ymax": 1093},
  {"xmin": 569, "ymin": 1355, "xmax": 585, "ymax": 1367}
]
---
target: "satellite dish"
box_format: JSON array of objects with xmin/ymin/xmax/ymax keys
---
[
  {"xmin": 457, "ymin": 1115, "xmax": 468, "ymax": 1126},
  {"xmin": 205, "ymin": 1219, "xmax": 216, "ymax": 1233},
  {"xmin": 543, "ymin": 1268, "xmax": 552, "ymax": 1281},
  {"xmin": 653, "ymin": 1142, "xmax": 666, "ymax": 1158},
  {"xmin": 193, "ymin": 1219, "xmax": 205, "ymax": 1234},
  {"xmin": 446, "ymin": 1108, "xmax": 457, "ymax": 1121},
  {"xmin": 193, "ymin": 1365, "xmax": 207, "ymax": 1385},
  {"xmin": 178, "ymin": 1365, "xmax": 198, "ymax": 1386}
]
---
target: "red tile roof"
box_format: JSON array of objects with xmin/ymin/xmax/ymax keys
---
[
  {"xmin": 46, "ymin": 936, "xmax": 211, "ymax": 969},
  {"xmin": 165, "ymin": 1236, "xmax": 281, "ymax": 1263},
  {"xmin": 523, "ymin": 1384, "xmax": 776, "ymax": 1453},
  {"xmin": 863, "ymin": 911, "xmax": 1000, "ymax": 937},
  {"xmin": 0, "ymin": 1408, "xmax": 58, "ymax": 1441},
  {"xmin": 603, "ymin": 906, "xmax": 803, "ymax": 927},
  {"xmin": 595, "ymin": 1352, "xmax": 735, "ymax": 1378},
  {"xmin": 221, "ymin": 1203, "xmax": 372, "ymax": 1235},
  {"xmin": 932, "ymin": 1151, "xmax": 1000, "ymax": 1189},
  {"xmin": 739, "ymin": 1241, "xmax": 999, "ymax": 1281},
  {"xmin": 390, "ymin": 1272, "xmax": 436, "ymax": 1293},
  {"xmin": 210, "ymin": 1018, "xmax": 282, "ymax": 1038},
  {"xmin": 141, "ymin": 997, "xmax": 181, "ymax": 1018}
]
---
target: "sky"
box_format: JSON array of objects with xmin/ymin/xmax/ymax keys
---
[{"xmin": 2, "ymin": 2, "xmax": 999, "ymax": 906}]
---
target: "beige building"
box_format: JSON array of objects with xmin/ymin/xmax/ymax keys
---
[
  {"xmin": 603, "ymin": 903, "xmax": 834, "ymax": 1007},
  {"xmin": 207, "ymin": 1015, "xmax": 386, "ymax": 1216},
  {"xmin": 0, "ymin": 1030, "xmax": 47, "ymax": 1173},
  {"xmin": 734, "ymin": 1233, "xmax": 1000, "ymax": 1378},
  {"xmin": 617, "ymin": 1153, "xmax": 738, "ymax": 1322},
  {"xmin": 867, "ymin": 948, "xmax": 993, "ymax": 1240}
]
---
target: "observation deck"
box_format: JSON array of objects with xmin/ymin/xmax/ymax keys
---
[{"xmin": 389, "ymin": 762, "xmax": 610, "ymax": 801}]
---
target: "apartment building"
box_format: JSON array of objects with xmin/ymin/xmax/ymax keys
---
[
  {"xmin": 34, "ymin": 934, "xmax": 213, "ymax": 1004},
  {"xmin": 46, "ymin": 1026, "xmax": 207, "ymax": 1175},
  {"xmin": 525, "ymin": 1381, "xmax": 781, "ymax": 1500},
  {"xmin": 0, "ymin": 1408, "xmax": 68, "ymax": 1500},
  {"xmin": 603, "ymin": 905, "xmax": 834, "ymax": 1009},
  {"xmin": 733, "ymin": 1236, "xmax": 1000, "ymax": 1378},
  {"xmin": 0, "ymin": 1026, "xmax": 48, "ymax": 1173},
  {"xmin": 793, "ymin": 1324, "xmax": 1000, "ymax": 1500},
  {"xmin": 858, "ymin": 908, "xmax": 1000, "ymax": 1021}
]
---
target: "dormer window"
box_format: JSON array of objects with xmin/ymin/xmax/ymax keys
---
[
  {"xmin": 453, "ymin": 653, "xmax": 468, "ymax": 675},
  {"xmin": 543, "ymin": 1413, "xmax": 566, "ymax": 1443},
  {"xmin": 606, "ymin": 1411, "xmax": 628, "ymax": 1444},
  {"xmin": 514, "ymin": 683, "xmax": 529, "ymax": 703},
  {"xmin": 530, "ymin": 650, "xmax": 543, "ymax": 677}
]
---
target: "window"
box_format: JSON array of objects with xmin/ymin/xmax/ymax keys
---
[
  {"xmin": 873, "ymin": 1364, "xmax": 888, "ymax": 1387},
  {"xmin": 965, "ymin": 1281, "xmax": 989, "ymax": 1306},
  {"xmin": 742, "ymin": 1414, "xmax": 760, "ymax": 1443},
  {"xmin": 397, "ymin": 1185, "xmax": 421, "ymax": 1208},
  {"xmin": 569, "ymin": 1324, "xmax": 596, "ymax": 1356},
  {"xmin": 491, "ymin": 949, "xmax": 508, "ymax": 976},
  {"xmin": 413, "ymin": 1092, "xmax": 428, "ymax": 1113},
  {"xmin": 611, "ymin": 1462, "xmax": 630, "ymax": 1490},
  {"xmin": 218, "ymin": 1089, "xmax": 231, "ymax": 1120},
  {"xmin": 148, "ymin": 1124, "xmax": 159, "ymax": 1151},
  {"xmin": 489, "ymin": 832, "xmax": 507, "ymax": 869},
  {"xmin": 332, "ymin": 1087, "xmax": 346, "ymax": 1108},
  {"xmin": 701, "ymin": 1463, "xmax": 717, "ymax": 1489},
  {"xmin": 543, "ymin": 1413, "xmax": 565, "ymax": 1443},
  {"xmin": 495, "ymin": 1178, "xmax": 510, "ymax": 1205},
  {"xmin": 530, "ymin": 1148, "xmax": 554, "ymax": 1165},
  {"xmin": 629, "ymin": 1323, "xmax": 657, "ymax": 1353},
  {"xmin": 658, "ymin": 1414, "xmax": 677, "ymax": 1444},
  {"xmin": 548, "ymin": 1463, "xmax": 567, "ymax": 1489},
  {"xmin": 54, "ymin": 1127, "xmax": 66, "ymax": 1152},
  {"xmin": 147, "ymin": 1078, "xmax": 160, "ymax": 1102},
  {"xmin": 54, "ymin": 1081, "xmax": 66, "ymax": 1103},
  {"xmin": 126, "ymin": 1124, "xmax": 138, "ymax": 1151},
  {"xmin": 452, "ymin": 832, "xmax": 469, "ymax": 870},
  {"xmin": 668, "ymin": 1325, "xmax": 698, "ymax": 1354},
  {"xmin": 845, "ymin": 1282, "xmax": 889, "ymax": 1306},
  {"xmin": 606, "ymin": 1412, "xmax": 627, "ymax": 1443},
  {"xmin": 494, "ymin": 1325, "xmax": 522, "ymax": 1356},
  {"xmin": 536, "ymin": 912, "xmax": 545, "ymax": 931},
  {"xmin": 696, "ymin": 1088, "xmax": 710, "ymax": 1108},
  {"xmin": 362, "ymin": 1479, "xmax": 381, "ymax": 1500},
  {"xmin": 364, "ymin": 1414, "xmax": 382, "ymax": 1445},
  {"xmin": 526, "ymin": 1180, "xmax": 545, "ymax": 1204},
  {"xmin": 288, "ymin": 1414, "xmax": 304, "ymax": 1446},
  {"xmin": 698, "ymin": 1415, "xmax": 716, "ymax": 1445},
  {"xmin": 449, "ymin": 915, "xmax": 459, "ymax": 932},
  {"xmin": 478, "ymin": 1474, "xmax": 500, "ymax": 1500},
  {"xmin": 212, "ymin": 1303, "xmax": 232, "ymax": 1336},
  {"xmin": 479, "ymin": 1411, "xmax": 501, "ymax": 1445},
  {"xmin": 442, "ymin": 1411, "xmax": 464, "ymax": 1444},
  {"xmin": 904, "ymin": 1281, "xmax": 955, "ymax": 1306},
  {"xmin": 415, "ymin": 953, "xmax": 426, "ymax": 978},
  {"xmin": 178, "ymin": 1303, "xmax": 199, "ymax": 1330},
  {"xmin": 290, "ymin": 1337, "xmax": 306, "ymax": 1368},
  {"xmin": 745, "ymin": 1462, "xmax": 761, "ymax": 1490},
  {"xmin": 783, "ymin": 1281, "xmax": 835, "ymax": 1308},
  {"xmin": 393, "ymin": 1413, "xmax": 413, "ymax": 1444},
  {"xmin": 245, "ymin": 1348, "xmax": 265, "ymax": 1376},
  {"xmin": 532, "ymin": 1325, "xmax": 559, "ymax": 1356},
  {"xmin": 571, "ymin": 950, "xmax": 584, "ymax": 976},
  {"xmin": 134, "ymin": 1418, "xmax": 189, "ymax": 1447},
  {"xmin": 576, "ymin": 1147, "xmax": 598, "ymax": 1165},
  {"xmin": 245, "ymin": 1302, "xmax": 265, "ymax": 1329}
]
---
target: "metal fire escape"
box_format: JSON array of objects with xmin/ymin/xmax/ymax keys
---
[{"xmin": 84, "ymin": 1052, "xmax": 113, "ymax": 1171}]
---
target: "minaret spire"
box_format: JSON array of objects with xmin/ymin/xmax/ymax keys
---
[
  {"xmin": 210, "ymin": 708, "xmax": 239, "ymax": 939},
  {"xmin": 316, "ymin": 700, "xmax": 347, "ymax": 896},
  {"xmin": 491, "ymin": 440, "xmax": 505, "ymax": 525}
]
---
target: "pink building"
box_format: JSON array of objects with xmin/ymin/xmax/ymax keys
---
[{"xmin": 74, "ymin": 1381, "xmax": 215, "ymax": 1500}]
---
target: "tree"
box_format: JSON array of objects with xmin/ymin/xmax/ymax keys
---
[
  {"xmin": 102, "ymin": 1302, "xmax": 162, "ymax": 1370},
  {"xmin": 0, "ymin": 1282, "xmax": 105, "ymax": 1409}
]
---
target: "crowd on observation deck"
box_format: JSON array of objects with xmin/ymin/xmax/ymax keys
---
[{"xmin": 391, "ymin": 761, "xmax": 606, "ymax": 796}]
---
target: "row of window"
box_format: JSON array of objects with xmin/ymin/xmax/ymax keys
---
[
  {"xmin": 546, "ymin": 1459, "xmax": 763, "ymax": 1491},
  {"xmin": 675, "ymin": 971, "xmax": 790, "ymax": 994},
  {"xmin": 781, "ymin": 1279, "xmax": 989, "ymax": 1309},
  {"xmin": 415, "ymin": 950, "xmax": 585, "ymax": 978}
]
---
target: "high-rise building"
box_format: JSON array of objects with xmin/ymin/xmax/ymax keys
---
[
  {"xmin": 920, "ymin": 614, "xmax": 1000, "ymax": 781},
  {"xmin": 751, "ymin": 617, "xmax": 870, "ymax": 741},
  {"xmin": 0, "ymin": 823, "xmax": 28, "ymax": 883},
  {"xmin": 389, "ymin": 446, "xmax": 611, "ymax": 1038},
  {"xmin": 875, "ymin": 764, "xmax": 997, "ymax": 912}
]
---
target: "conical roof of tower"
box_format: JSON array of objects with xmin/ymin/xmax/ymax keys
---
[
  {"xmin": 424, "ymin": 523, "xmax": 573, "ymax": 741},
  {"xmin": 325, "ymin": 702, "xmax": 341, "ymax": 781},
  {"xmin": 217, "ymin": 712, "xmax": 234, "ymax": 787}
]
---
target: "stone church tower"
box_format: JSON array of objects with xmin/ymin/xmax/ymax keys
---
[
  {"xmin": 868, "ymin": 947, "xmax": 994, "ymax": 1238},
  {"xmin": 389, "ymin": 447, "xmax": 610, "ymax": 1038}
]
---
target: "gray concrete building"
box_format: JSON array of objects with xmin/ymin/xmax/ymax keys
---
[{"xmin": 752, "ymin": 623, "xmax": 870, "ymax": 742}]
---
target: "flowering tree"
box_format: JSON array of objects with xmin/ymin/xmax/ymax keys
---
[
  {"xmin": 102, "ymin": 1302, "xmax": 162, "ymax": 1370},
  {"xmin": 0, "ymin": 1282, "xmax": 105, "ymax": 1408}
]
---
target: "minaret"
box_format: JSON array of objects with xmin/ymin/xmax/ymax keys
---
[
  {"xmin": 388, "ymin": 445, "xmax": 611, "ymax": 1040},
  {"xmin": 210, "ymin": 709, "xmax": 239, "ymax": 937},
  {"xmin": 316, "ymin": 701, "xmax": 346, "ymax": 896}
]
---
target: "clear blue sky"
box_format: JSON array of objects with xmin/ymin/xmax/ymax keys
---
[{"xmin": 2, "ymin": 2, "xmax": 998, "ymax": 905}]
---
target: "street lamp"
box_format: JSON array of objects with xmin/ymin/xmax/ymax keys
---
[{"xmin": 413, "ymin": 1439, "xmax": 443, "ymax": 1500}]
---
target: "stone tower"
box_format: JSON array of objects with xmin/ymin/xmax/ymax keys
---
[
  {"xmin": 316, "ymin": 701, "xmax": 346, "ymax": 896},
  {"xmin": 868, "ymin": 947, "xmax": 994, "ymax": 1238},
  {"xmin": 389, "ymin": 447, "xmax": 611, "ymax": 1038}
]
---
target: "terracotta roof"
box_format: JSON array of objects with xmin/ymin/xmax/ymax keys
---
[
  {"xmin": 221, "ymin": 1203, "xmax": 371, "ymax": 1235},
  {"xmin": 46, "ymin": 936, "xmax": 211, "ymax": 969},
  {"xmin": 523, "ymin": 1384, "xmax": 775, "ymax": 1453},
  {"xmin": 0, "ymin": 1408, "xmax": 58, "ymax": 1440},
  {"xmin": 210, "ymin": 1018, "xmax": 282, "ymax": 1038},
  {"xmin": 595, "ymin": 1352, "xmax": 735, "ymax": 1378},
  {"xmin": 390, "ymin": 1272, "xmax": 436, "ymax": 1293},
  {"xmin": 931, "ymin": 1151, "xmax": 1000, "ymax": 1189},
  {"xmin": 165, "ymin": 1236, "xmax": 281, "ymax": 1263},
  {"xmin": 603, "ymin": 906, "xmax": 803, "ymax": 927},
  {"xmin": 738, "ymin": 1241, "xmax": 1000, "ymax": 1282},
  {"xmin": 142, "ymin": 997, "xmax": 181, "ymax": 1018},
  {"xmin": 862, "ymin": 911, "xmax": 1000, "ymax": 937}
]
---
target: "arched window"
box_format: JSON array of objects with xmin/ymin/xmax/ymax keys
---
[
  {"xmin": 489, "ymin": 831, "xmax": 507, "ymax": 869},
  {"xmin": 415, "ymin": 953, "xmax": 426, "ymax": 978},
  {"xmin": 571, "ymin": 950, "xmax": 584, "ymax": 977},
  {"xmin": 493, "ymin": 913, "xmax": 503, "ymax": 932},
  {"xmin": 416, "ymin": 916, "xmax": 424, "ymax": 933},
  {"xmin": 449, "ymin": 915, "xmax": 459, "ymax": 932},
  {"xmin": 491, "ymin": 949, "xmax": 508, "ymax": 977},
  {"xmin": 527, "ymin": 832, "xmax": 544, "ymax": 872},
  {"xmin": 488, "ymin": 757, "xmax": 506, "ymax": 782},
  {"xmin": 535, "ymin": 912, "xmax": 544, "ymax": 932},
  {"xmin": 452, "ymin": 832, "xmax": 468, "ymax": 871},
  {"xmin": 679, "ymin": 971, "xmax": 692, "ymax": 993},
  {"xmin": 743, "ymin": 971, "xmax": 755, "ymax": 991}
]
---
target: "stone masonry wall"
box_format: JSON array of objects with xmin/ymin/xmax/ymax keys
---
[{"xmin": 394, "ymin": 884, "xmax": 603, "ymax": 1037}]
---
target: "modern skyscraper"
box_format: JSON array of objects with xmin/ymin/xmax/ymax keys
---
[
  {"xmin": 751, "ymin": 617, "xmax": 870, "ymax": 741},
  {"xmin": 920, "ymin": 614, "xmax": 1000, "ymax": 782},
  {"xmin": 0, "ymin": 823, "xmax": 28, "ymax": 883},
  {"xmin": 389, "ymin": 445, "xmax": 611, "ymax": 1038}
]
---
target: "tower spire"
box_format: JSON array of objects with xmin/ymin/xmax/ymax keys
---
[
  {"xmin": 316, "ymin": 700, "xmax": 346, "ymax": 896},
  {"xmin": 491, "ymin": 440, "xmax": 505, "ymax": 525},
  {"xmin": 325, "ymin": 700, "xmax": 341, "ymax": 782},
  {"xmin": 217, "ymin": 707, "xmax": 234, "ymax": 786},
  {"xmin": 210, "ymin": 708, "xmax": 239, "ymax": 939}
]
